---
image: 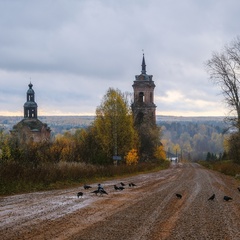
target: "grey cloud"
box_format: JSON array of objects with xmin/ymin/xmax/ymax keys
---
[{"xmin": 1, "ymin": 0, "xmax": 240, "ymax": 116}]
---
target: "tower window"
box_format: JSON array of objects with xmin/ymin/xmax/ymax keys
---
[{"xmin": 139, "ymin": 92, "xmax": 144, "ymax": 103}]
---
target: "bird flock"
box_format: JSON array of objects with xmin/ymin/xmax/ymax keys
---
[
  {"xmin": 78, "ymin": 182, "xmax": 240, "ymax": 201},
  {"xmin": 175, "ymin": 186, "xmax": 240, "ymax": 202},
  {"xmin": 77, "ymin": 181, "xmax": 137, "ymax": 198}
]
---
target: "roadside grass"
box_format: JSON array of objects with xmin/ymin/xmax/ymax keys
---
[
  {"xmin": 0, "ymin": 160, "xmax": 170, "ymax": 196},
  {"xmin": 198, "ymin": 160, "xmax": 240, "ymax": 180}
]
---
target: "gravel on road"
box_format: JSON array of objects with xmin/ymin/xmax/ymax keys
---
[{"xmin": 1, "ymin": 163, "xmax": 240, "ymax": 240}]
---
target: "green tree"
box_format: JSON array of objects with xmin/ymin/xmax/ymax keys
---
[
  {"xmin": 93, "ymin": 88, "xmax": 138, "ymax": 164},
  {"xmin": 74, "ymin": 126, "xmax": 105, "ymax": 164}
]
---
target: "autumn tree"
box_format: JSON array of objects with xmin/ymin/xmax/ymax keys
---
[
  {"xmin": 154, "ymin": 145, "xmax": 166, "ymax": 161},
  {"xmin": 93, "ymin": 88, "xmax": 138, "ymax": 164},
  {"xmin": 125, "ymin": 148, "xmax": 139, "ymax": 165},
  {"xmin": 226, "ymin": 133, "xmax": 240, "ymax": 163},
  {"xmin": 206, "ymin": 36, "xmax": 240, "ymax": 163},
  {"xmin": 0, "ymin": 129, "xmax": 12, "ymax": 162},
  {"xmin": 73, "ymin": 126, "xmax": 105, "ymax": 164}
]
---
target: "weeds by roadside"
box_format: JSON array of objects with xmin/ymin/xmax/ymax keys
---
[
  {"xmin": 198, "ymin": 160, "xmax": 240, "ymax": 180},
  {"xmin": 0, "ymin": 160, "xmax": 170, "ymax": 196}
]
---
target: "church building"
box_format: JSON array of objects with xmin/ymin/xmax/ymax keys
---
[
  {"xmin": 11, "ymin": 83, "xmax": 51, "ymax": 143},
  {"xmin": 131, "ymin": 54, "xmax": 157, "ymax": 126}
]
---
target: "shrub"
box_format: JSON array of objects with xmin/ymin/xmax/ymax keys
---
[{"xmin": 125, "ymin": 149, "xmax": 139, "ymax": 165}]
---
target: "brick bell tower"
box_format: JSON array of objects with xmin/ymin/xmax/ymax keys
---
[
  {"xmin": 131, "ymin": 54, "xmax": 156, "ymax": 126},
  {"xmin": 24, "ymin": 82, "xmax": 38, "ymax": 119}
]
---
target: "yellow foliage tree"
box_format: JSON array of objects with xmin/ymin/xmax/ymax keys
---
[
  {"xmin": 94, "ymin": 88, "xmax": 138, "ymax": 162},
  {"xmin": 125, "ymin": 148, "xmax": 139, "ymax": 165},
  {"xmin": 154, "ymin": 145, "xmax": 166, "ymax": 160}
]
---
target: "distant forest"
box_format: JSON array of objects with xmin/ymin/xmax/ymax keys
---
[
  {"xmin": 158, "ymin": 118, "xmax": 227, "ymax": 161},
  {"xmin": 0, "ymin": 115, "xmax": 227, "ymax": 161}
]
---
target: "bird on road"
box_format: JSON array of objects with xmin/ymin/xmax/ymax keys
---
[
  {"xmin": 129, "ymin": 182, "xmax": 136, "ymax": 187},
  {"xmin": 176, "ymin": 193, "xmax": 182, "ymax": 199},
  {"xmin": 99, "ymin": 189, "xmax": 108, "ymax": 196},
  {"xmin": 118, "ymin": 186, "xmax": 125, "ymax": 190},
  {"xmin": 120, "ymin": 182, "xmax": 125, "ymax": 186},
  {"xmin": 91, "ymin": 189, "xmax": 100, "ymax": 195},
  {"xmin": 208, "ymin": 194, "xmax": 215, "ymax": 201},
  {"xmin": 77, "ymin": 192, "xmax": 83, "ymax": 198},
  {"xmin": 84, "ymin": 184, "xmax": 92, "ymax": 190},
  {"xmin": 223, "ymin": 196, "xmax": 233, "ymax": 201},
  {"xmin": 114, "ymin": 185, "xmax": 120, "ymax": 190},
  {"xmin": 91, "ymin": 189, "xmax": 108, "ymax": 196}
]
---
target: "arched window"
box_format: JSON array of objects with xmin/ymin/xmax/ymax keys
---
[{"xmin": 139, "ymin": 92, "xmax": 144, "ymax": 103}]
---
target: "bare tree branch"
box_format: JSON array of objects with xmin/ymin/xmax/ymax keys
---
[{"xmin": 205, "ymin": 37, "xmax": 240, "ymax": 132}]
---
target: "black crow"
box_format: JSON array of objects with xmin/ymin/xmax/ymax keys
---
[
  {"xmin": 208, "ymin": 194, "xmax": 215, "ymax": 201},
  {"xmin": 176, "ymin": 193, "xmax": 182, "ymax": 199},
  {"xmin": 118, "ymin": 186, "xmax": 125, "ymax": 190},
  {"xmin": 99, "ymin": 189, "xmax": 108, "ymax": 196},
  {"xmin": 84, "ymin": 184, "xmax": 92, "ymax": 190},
  {"xmin": 129, "ymin": 182, "xmax": 136, "ymax": 187},
  {"xmin": 77, "ymin": 192, "xmax": 83, "ymax": 198},
  {"xmin": 120, "ymin": 182, "xmax": 125, "ymax": 186},
  {"xmin": 91, "ymin": 189, "xmax": 99, "ymax": 195},
  {"xmin": 223, "ymin": 196, "xmax": 233, "ymax": 201},
  {"xmin": 114, "ymin": 185, "xmax": 120, "ymax": 190}
]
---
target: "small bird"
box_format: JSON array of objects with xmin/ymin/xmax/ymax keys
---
[
  {"xmin": 237, "ymin": 187, "xmax": 240, "ymax": 192},
  {"xmin": 118, "ymin": 186, "xmax": 125, "ymax": 190},
  {"xmin": 120, "ymin": 182, "xmax": 125, "ymax": 186},
  {"xmin": 129, "ymin": 182, "xmax": 136, "ymax": 187},
  {"xmin": 208, "ymin": 194, "xmax": 215, "ymax": 201},
  {"xmin": 91, "ymin": 189, "xmax": 99, "ymax": 195},
  {"xmin": 114, "ymin": 185, "xmax": 120, "ymax": 190},
  {"xmin": 223, "ymin": 196, "xmax": 233, "ymax": 201},
  {"xmin": 77, "ymin": 192, "xmax": 83, "ymax": 198},
  {"xmin": 84, "ymin": 184, "xmax": 92, "ymax": 190},
  {"xmin": 99, "ymin": 189, "xmax": 108, "ymax": 196},
  {"xmin": 176, "ymin": 193, "xmax": 182, "ymax": 199}
]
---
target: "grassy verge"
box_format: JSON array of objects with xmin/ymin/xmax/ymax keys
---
[
  {"xmin": 198, "ymin": 160, "xmax": 240, "ymax": 180},
  {"xmin": 0, "ymin": 160, "xmax": 170, "ymax": 196}
]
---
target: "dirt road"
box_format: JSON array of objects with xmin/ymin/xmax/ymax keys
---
[{"xmin": 1, "ymin": 163, "xmax": 240, "ymax": 240}]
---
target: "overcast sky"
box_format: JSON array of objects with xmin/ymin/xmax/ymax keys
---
[{"xmin": 0, "ymin": 0, "xmax": 239, "ymax": 117}]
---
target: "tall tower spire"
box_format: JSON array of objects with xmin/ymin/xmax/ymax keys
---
[
  {"xmin": 24, "ymin": 82, "xmax": 38, "ymax": 119},
  {"xmin": 131, "ymin": 54, "xmax": 158, "ymax": 161},
  {"xmin": 132, "ymin": 54, "xmax": 156, "ymax": 125},
  {"xmin": 141, "ymin": 54, "xmax": 146, "ymax": 74}
]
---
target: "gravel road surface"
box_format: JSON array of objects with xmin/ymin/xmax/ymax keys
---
[{"xmin": 1, "ymin": 163, "xmax": 240, "ymax": 240}]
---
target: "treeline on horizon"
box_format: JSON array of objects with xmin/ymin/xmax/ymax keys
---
[
  {"xmin": 160, "ymin": 120, "xmax": 227, "ymax": 161},
  {"xmin": 0, "ymin": 115, "xmax": 227, "ymax": 162}
]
